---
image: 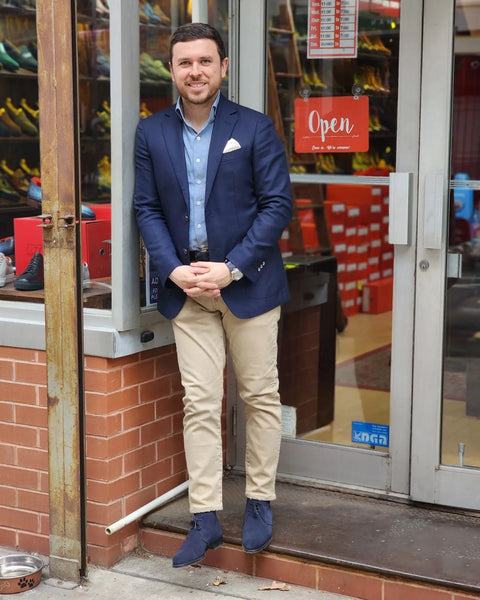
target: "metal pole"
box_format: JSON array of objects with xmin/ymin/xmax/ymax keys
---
[{"xmin": 37, "ymin": 0, "xmax": 86, "ymax": 583}]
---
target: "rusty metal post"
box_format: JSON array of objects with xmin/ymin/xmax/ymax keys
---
[{"xmin": 37, "ymin": 0, "xmax": 86, "ymax": 582}]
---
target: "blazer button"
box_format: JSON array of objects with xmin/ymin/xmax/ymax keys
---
[
  {"xmin": 183, "ymin": 248, "xmax": 188, "ymax": 255},
  {"xmin": 184, "ymin": 215, "xmax": 189, "ymax": 222}
]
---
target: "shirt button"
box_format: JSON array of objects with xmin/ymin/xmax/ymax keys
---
[
  {"xmin": 196, "ymin": 180, "xmax": 202, "ymax": 185},
  {"xmin": 196, "ymin": 201, "xmax": 201, "ymax": 206},
  {"xmin": 196, "ymin": 158, "xmax": 201, "ymax": 163},
  {"xmin": 197, "ymin": 224, "xmax": 202, "ymax": 229},
  {"xmin": 196, "ymin": 136, "xmax": 201, "ymax": 141}
]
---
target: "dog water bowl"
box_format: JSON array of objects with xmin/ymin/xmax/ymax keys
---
[{"xmin": 0, "ymin": 555, "xmax": 43, "ymax": 594}]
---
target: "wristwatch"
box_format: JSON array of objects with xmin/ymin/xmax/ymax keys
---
[{"xmin": 226, "ymin": 260, "xmax": 244, "ymax": 281}]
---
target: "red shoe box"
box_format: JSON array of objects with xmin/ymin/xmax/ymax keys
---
[
  {"xmin": 329, "ymin": 223, "xmax": 345, "ymax": 244},
  {"xmin": 14, "ymin": 216, "xmax": 111, "ymax": 279},
  {"xmin": 324, "ymin": 200, "xmax": 346, "ymax": 226},
  {"xmin": 362, "ymin": 277, "xmax": 393, "ymax": 314},
  {"xmin": 346, "ymin": 205, "xmax": 360, "ymax": 227}
]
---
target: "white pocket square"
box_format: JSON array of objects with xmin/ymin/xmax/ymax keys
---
[{"xmin": 223, "ymin": 138, "xmax": 241, "ymax": 153}]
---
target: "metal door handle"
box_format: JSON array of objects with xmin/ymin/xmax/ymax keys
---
[{"xmin": 389, "ymin": 172, "xmax": 412, "ymax": 245}]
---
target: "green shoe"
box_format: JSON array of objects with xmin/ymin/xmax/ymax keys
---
[
  {"xmin": 0, "ymin": 107, "xmax": 22, "ymax": 136},
  {"xmin": 0, "ymin": 41, "xmax": 19, "ymax": 72},
  {"xmin": 5, "ymin": 99, "xmax": 38, "ymax": 136}
]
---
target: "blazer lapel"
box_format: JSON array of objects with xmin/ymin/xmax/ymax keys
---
[
  {"xmin": 162, "ymin": 109, "xmax": 189, "ymax": 207},
  {"xmin": 205, "ymin": 97, "xmax": 239, "ymax": 204}
]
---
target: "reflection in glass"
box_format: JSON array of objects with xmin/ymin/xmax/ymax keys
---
[{"xmin": 442, "ymin": 0, "xmax": 480, "ymax": 468}]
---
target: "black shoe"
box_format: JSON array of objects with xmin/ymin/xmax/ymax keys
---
[
  {"xmin": 14, "ymin": 252, "xmax": 44, "ymax": 291},
  {"xmin": 242, "ymin": 498, "xmax": 272, "ymax": 553},
  {"xmin": 172, "ymin": 511, "xmax": 223, "ymax": 568}
]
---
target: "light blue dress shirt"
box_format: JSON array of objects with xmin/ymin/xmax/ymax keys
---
[{"xmin": 175, "ymin": 93, "xmax": 220, "ymax": 251}]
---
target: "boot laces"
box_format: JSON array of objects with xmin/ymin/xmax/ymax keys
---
[{"xmin": 23, "ymin": 253, "xmax": 42, "ymax": 274}]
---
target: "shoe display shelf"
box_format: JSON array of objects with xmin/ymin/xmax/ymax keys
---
[{"xmin": 0, "ymin": 1, "xmax": 40, "ymax": 237}]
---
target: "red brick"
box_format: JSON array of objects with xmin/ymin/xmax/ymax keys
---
[
  {"xmin": 0, "ymin": 381, "xmax": 36, "ymax": 405},
  {"xmin": 0, "ymin": 347, "xmax": 37, "ymax": 361},
  {"xmin": 84, "ymin": 355, "xmax": 109, "ymax": 370},
  {"xmin": 38, "ymin": 427, "xmax": 48, "ymax": 450},
  {"xmin": 87, "ymin": 472, "xmax": 140, "ymax": 504},
  {"xmin": 453, "ymin": 593, "xmax": 480, "ymax": 600},
  {"xmin": 141, "ymin": 528, "xmax": 183, "ymax": 558},
  {"xmin": 17, "ymin": 447, "xmax": 48, "ymax": 471},
  {"xmin": 171, "ymin": 452, "xmax": 187, "ymax": 475},
  {"xmin": 0, "ymin": 465, "xmax": 39, "ymax": 490},
  {"xmin": 204, "ymin": 544, "xmax": 255, "ymax": 573},
  {"xmin": 39, "ymin": 472, "xmax": 49, "ymax": 493},
  {"xmin": 87, "ymin": 543, "xmax": 123, "ymax": 568},
  {"xmin": 155, "ymin": 353, "xmax": 180, "ymax": 378},
  {"xmin": 0, "ymin": 359, "xmax": 14, "ymax": 380},
  {"xmin": 123, "ymin": 444, "xmax": 156, "ymax": 474},
  {"xmin": 0, "ymin": 526, "xmax": 17, "ymax": 548},
  {"xmin": 384, "ymin": 581, "xmax": 453, "ymax": 600},
  {"xmin": 317, "ymin": 564, "xmax": 382, "ymax": 599},
  {"xmin": 140, "ymin": 418, "xmax": 172, "ymax": 446},
  {"xmin": 140, "ymin": 378, "xmax": 172, "ymax": 403},
  {"xmin": 155, "ymin": 395, "xmax": 183, "ymax": 419},
  {"xmin": 15, "ymin": 404, "xmax": 47, "ymax": 428},
  {"xmin": 0, "ymin": 485, "xmax": 16, "ymax": 506},
  {"xmin": 123, "ymin": 360, "xmax": 155, "ymax": 387},
  {"xmin": 171, "ymin": 372, "xmax": 183, "ymax": 394},
  {"xmin": 17, "ymin": 489, "xmax": 49, "ymax": 513},
  {"xmin": 15, "ymin": 362, "xmax": 47, "ymax": 385},
  {"xmin": 17, "ymin": 530, "xmax": 50, "ymax": 555},
  {"xmin": 86, "ymin": 456, "xmax": 123, "ymax": 482},
  {"xmin": 0, "ymin": 401, "xmax": 14, "ymax": 422},
  {"xmin": 141, "ymin": 458, "xmax": 172, "ymax": 487},
  {"xmin": 122, "ymin": 402, "xmax": 155, "ymax": 430},
  {"xmin": 156, "ymin": 474, "xmax": 188, "ymax": 498},
  {"xmin": 85, "ymin": 413, "xmax": 122, "ymax": 437},
  {"xmin": 0, "ymin": 443, "xmax": 15, "ymax": 465},
  {"xmin": 87, "ymin": 429, "xmax": 140, "ymax": 460},
  {"xmin": 156, "ymin": 433, "xmax": 184, "ymax": 460},
  {"xmin": 123, "ymin": 486, "xmax": 157, "ymax": 516},
  {"xmin": 0, "ymin": 506, "xmax": 39, "ymax": 532},
  {"xmin": 106, "ymin": 387, "xmax": 140, "ymax": 412},
  {"xmin": 0, "ymin": 423, "xmax": 37, "ymax": 447},
  {"xmin": 84, "ymin": 368, "xmax": 122, "ymax": 394},
  {"xmin": 86, "ymin": 499, "xmax": 123, "ymax": 526},
  {"xmin": 255, "ymin": 554, "xmax": 317, "ymax": 590}
]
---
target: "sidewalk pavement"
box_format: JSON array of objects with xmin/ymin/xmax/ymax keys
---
[{"xmin": 0, "ymin": 547, "xmax": 360, "ymax": 600}]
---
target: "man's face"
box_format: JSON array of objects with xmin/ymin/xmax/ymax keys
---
[{"xmin": 170, "ymin": 38, "xmax": 228, "ymax": 108}]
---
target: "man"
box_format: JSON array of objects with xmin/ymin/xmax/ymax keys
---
[{"xmin": 134, "ymin": 22, "xmax": 292, "ymax": 568}]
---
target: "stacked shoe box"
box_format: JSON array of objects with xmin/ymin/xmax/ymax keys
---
[
  {"xmin": 14, "ymin": 208, "xmax": 111, "ymax": 280},
  {"xmin": 325, "ymin": 183, "xmax": 393, "ymax": 316}
]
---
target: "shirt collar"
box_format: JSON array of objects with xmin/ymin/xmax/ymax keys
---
[{"xmin": 175, "ymin": 92, "xmax": 220, "ymax": 128}]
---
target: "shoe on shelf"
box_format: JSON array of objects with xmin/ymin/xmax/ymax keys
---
[
  {"xmin": 26, "ymin": 176, "xmax": 96, "ymax": 219},
  {"xmin": 0, "ymin": 236, "xmax": 14, "ymax": 257},
  {"xmin": 0, "ymin": 160, "xmax": 29, "ymax": 195},
  {"xmin": 20, "ymin": 98, "xmax": 39, "ymax": 126},
  {"xmin": 14, "ymin": 252, "xmax": 44, "ymax": 291},
  {"xmin": 0, "ymin": 41, "xmax": 19, "ymax": 72},
  {"xmin": 0, "ymin": 252, "xmax": 15, "ymax": 287},
  {"xmin": 96, "ymin": 48, "xmax": 110, "ymax": 77},
  {"xmin": 172, "ymin": 511, "xmax": 223, "ymax": 568},
  {"xmin": 0, "ymin": 173, "xmax": 20, "ymax": 202},
  {"xmin": 0, "ymin": 107, "xmax": 22, "ymax": 136},
  {"xmin": 5, "ymin": 98, "xmax": 38, "ymax": 136},
  {"xmin": 242, "ymin": 498, "xmax": 273, "ymax": 554},
  {"xmin": 3, "ymin": 40, "xmax": 38, "ymax": 72}
]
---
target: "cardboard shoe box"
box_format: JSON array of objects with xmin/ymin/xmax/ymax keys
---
[
  {"xmin": 14, "ymin": 215, "xmax": 111, "ymax": 279},
  {"xmin": 362, "ymin": 277, "xmax": 393, "ymax": 314}
]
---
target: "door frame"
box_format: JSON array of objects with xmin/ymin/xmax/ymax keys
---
[{"xmin": 410, "ymin": 0, "xmax": 480, "ymax": 509}]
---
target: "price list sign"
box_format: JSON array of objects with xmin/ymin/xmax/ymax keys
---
[{"xmin": 308, "ymin": 0, "xmax": 359, "ymax": 59}]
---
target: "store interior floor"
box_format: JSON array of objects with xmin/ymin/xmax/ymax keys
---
[{"xmin": 145, "ymin": 311, "xmax": 480, "ymax": 594}]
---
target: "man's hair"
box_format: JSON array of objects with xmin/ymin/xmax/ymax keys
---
[{"xmin": 169, "ymin": 22, "xmax": 227, "ymax": 63}]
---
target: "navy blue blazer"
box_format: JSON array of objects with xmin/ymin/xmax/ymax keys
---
[{"xmin": 133, "ymin": 94, "xmax": 293, "ymax": 319}]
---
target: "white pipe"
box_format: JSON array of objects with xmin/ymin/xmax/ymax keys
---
[{"xmin": 105, "ymin": 480, "xmax": 189, "ymax": 535}]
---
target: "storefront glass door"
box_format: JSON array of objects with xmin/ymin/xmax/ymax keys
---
[
  {"xmin": 233, "ymin": 0, "xmax": 418, "ymax": 497},
  {"xmin": 411, "ymin": 0, "xmax": 480, "ymax": 509}
]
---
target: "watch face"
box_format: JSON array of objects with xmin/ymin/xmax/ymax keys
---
[{"xmin": 231, "ymin": 268, "xmax": 242, "ymax": 281}]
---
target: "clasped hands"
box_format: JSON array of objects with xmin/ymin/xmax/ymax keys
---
[{"xmin": 169, "ymin": 261, "xmax": 232, "ymax": 297}]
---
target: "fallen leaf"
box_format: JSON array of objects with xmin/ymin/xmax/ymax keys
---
[
  {"xmin": 258, "ymin": 580, "xmax": 291, "ymax": 591},
  {"xmin": 212, "ymin": 577, "xmax": 227, "ymax": 586}
]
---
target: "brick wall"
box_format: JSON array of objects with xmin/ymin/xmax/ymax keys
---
[{"xmin": 0, "ymin": 343, "xmax": 188, "ymax": 567}]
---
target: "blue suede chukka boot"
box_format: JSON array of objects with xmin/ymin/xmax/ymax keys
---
[
  {"xmin": 242, "ymin": 498, "xmax": 273, "ymax": 553},
  {"xmin": 172, "ymin": 511, "xmax": 223, "ymax": 568}
]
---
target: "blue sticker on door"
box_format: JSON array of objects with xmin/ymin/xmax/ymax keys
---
[{"xmin": 352, "ymin": 422, "xmax": 389, "ymax": 447}]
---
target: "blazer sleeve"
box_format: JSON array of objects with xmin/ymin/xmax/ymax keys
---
[
  {"xmin": 225, "ymin": 115, "xmax": 293, "ymax": 283},
  {"xmin": 133, "ymin": 118, "xmax": 183, "ymax": 285}
]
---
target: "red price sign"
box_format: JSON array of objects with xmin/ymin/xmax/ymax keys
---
[{"xmin": 294, "ymin": 96, "xmax": 369, "ymax": 153}]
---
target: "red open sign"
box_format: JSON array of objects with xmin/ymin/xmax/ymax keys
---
[{"xmin": 294, "ymin": 96, "xmax": 369, "ymax": 153}]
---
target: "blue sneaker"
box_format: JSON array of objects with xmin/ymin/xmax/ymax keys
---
[
  {"xmin": 0, "ymin": 236, "xmax": 14, "ymax": 257},
  {"xmin": 242, "ymin": 498, "xmax": 273, "ymax": 553},
  {"xmin": 172, "ymin": 511, "xmax": 223, "ymax": 568},
  {"xmin": 27, "ymin": 177, "xmax": 96, "ymax": 220}
]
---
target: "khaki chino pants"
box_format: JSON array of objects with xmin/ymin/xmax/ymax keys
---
[{"xmin": 172, "ymin": 295, "xmax": 282, "ymax": 514}]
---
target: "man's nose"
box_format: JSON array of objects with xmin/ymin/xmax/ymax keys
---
[{"xmin": 190, "ymin": 61, "xmax": 201, "ymax": 76}]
